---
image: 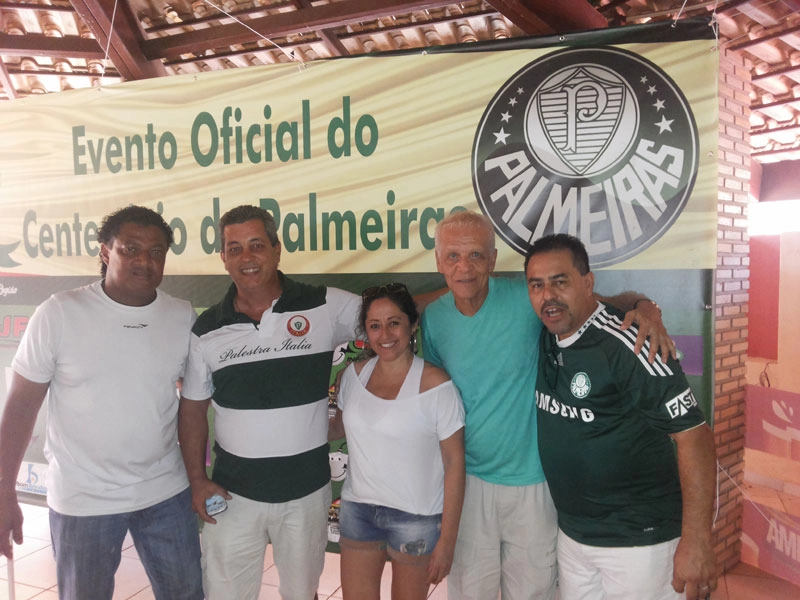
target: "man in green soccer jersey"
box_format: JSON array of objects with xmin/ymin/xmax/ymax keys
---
[{"xmin": 525, "ymin": 233, "xmax": 717, "ymax": 600}]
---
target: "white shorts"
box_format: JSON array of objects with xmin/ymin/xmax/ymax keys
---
[
  {"xmin": 557, "ymin": 529, "xmax": 682, "ymax": 600},
  {"xmin": 201, "ymin": 484, "xmax": 331, "ymax": 600},
  {"xmin": 448, "ymin": 475, "xmax": 558, "ymax": 600}
]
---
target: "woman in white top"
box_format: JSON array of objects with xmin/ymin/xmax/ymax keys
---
[{"xmin": 330, "ymin": 282, "xmax": 465, "ymax": 600}]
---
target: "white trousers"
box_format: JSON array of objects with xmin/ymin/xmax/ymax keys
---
[
  {"xmin": 448, "ymin": 476, "xmax": 558, "ymax": 600},
  {"xmin": 557, "ymin": 529, "xmax": 682, "ymax": 600},
  {"xmin": 201, "ymin": 484, "xmax": 331, "ymax": 600}
]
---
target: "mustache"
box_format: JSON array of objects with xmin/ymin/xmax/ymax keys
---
[{"xmin": 542, "ymin": 300, "xmax": 567, "ymax": 311}]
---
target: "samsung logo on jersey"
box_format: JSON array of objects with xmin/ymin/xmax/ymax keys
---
[
  {"xmin": 536, "ymin": 390, "xmax": 595, "ymax": 422},
  {"xmin": 665, "ymin": 389, "xmax": 698, "ymax": 418}
]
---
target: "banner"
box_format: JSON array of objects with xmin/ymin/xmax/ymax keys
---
[
  {"xmin": 743, "ymin": 502, "xmax": 800, "ymax": 587},
  {"xmin": 1, "ymin": 21, "xmax": 717, "ymax": 277},
  {"xmin": 0, "ymin": 20, "xmax": 718, "ymax": 523},
  {"xmin": 746, "ymin": 385, "xmax": 800, "ymax": 461}
]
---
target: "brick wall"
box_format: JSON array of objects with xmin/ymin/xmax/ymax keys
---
[{"xmin": 712, "ymin": 46, "xmax": 750, "ymax": 574}]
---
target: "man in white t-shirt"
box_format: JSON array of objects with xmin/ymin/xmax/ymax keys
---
[{"xmin": 0, "ymin": 206, "xmax": 203, "ymax": 600}]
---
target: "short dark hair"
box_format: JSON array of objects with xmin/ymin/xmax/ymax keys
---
[
  {"xmin": 219, "ymin": 205, "xmax": 279, "ymax": 248},
  {"xmin": 524, "ymin": 234, "xmax": 590, "ymax": 275},
  {"xmin": 358, "ymin": 283, "xmax": 419, "ymax": 342},
  {"xmin": 97, "ymin": 205, "xmax": 173, "ymax": 276}
]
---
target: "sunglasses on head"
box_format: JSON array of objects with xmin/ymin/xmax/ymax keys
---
[{"xmin": 361, "ymin": 282, "xmax": 409, "ymax": 300}]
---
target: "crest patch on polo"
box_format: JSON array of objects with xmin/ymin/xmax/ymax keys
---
[{"xmin": 287, "ymin": 315, "xmax": 310, "ymax": 337}]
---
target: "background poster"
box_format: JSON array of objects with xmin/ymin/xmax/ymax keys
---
[{"xmin": 0, "ymin": 21, "xmax": 718, "ymax": 540}]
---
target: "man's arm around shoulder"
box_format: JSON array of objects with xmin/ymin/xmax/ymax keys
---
[{"xmin": 598, "ymin": 291, "xmax": 676, "ymax": 363}]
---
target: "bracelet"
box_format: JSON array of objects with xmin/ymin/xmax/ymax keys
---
[{"xmin": 633, "ymin": 298, "xmax": 662, "ymax": 315}]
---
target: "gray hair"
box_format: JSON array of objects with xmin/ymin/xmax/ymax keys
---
[{"xmin": 434, "ymin": 211, "xmax": 496, "ymax": 257}]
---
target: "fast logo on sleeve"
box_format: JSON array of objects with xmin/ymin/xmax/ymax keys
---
[
  {"xmin": 472, "ymin": 46, "xmax": 699, "ymax": 267},
  {"xmin": 665, "ymin": 388, "xmax": 699, "ymax": 418}
]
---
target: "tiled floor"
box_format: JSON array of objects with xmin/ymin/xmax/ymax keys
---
[{"xmin": 1, "ymin": 502, "xmax": 799, "ymax": 599}]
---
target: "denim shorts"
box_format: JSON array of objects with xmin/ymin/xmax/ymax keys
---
[{"xmin": 338, "ymin": 500, "xmax": 442, "ymax": 556}]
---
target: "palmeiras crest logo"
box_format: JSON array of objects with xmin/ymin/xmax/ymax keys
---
[
  {"xmin": 571, "ymin": 372, "xmax": 591, "ymax": 399},
  {"xmin": 472, "ymin": 47, "xmax": 699, "ymax": 267},
  {"xmin": 287, "ymin": 315, "xmax": 310, "ymax": 337}
]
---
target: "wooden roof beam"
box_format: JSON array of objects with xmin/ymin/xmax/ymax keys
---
[
  {"xmin": 70, "ymin": 0, "xmax": 167, "ymax": 80},
  {"xmin": 752, "ymin": 62, "xmax": 800, "ymax": 82},
  {"xmin": 0, "ymin": 60, "xmax": 18, "ymax": 100},
  {"xmin": 141, "ymin": 0, "xmax": 454, "ymax": 61},
  {"xmin": 752, "ymin": 146, "xmax": 800, "ymax": 159},
  {"xmin": 294, "ymin": 0, "xmax": 349, "ymax": 58},
  {"xmin": 0, "ymin": 32, "xmax": 105, "ymax": 59},
  {"xmin": 3, "ymin": 2, "xmax": 75, "ymax": 13},
  {"xmin": 489, "ymin": 0, "xmax": 607, "ymax": 35},
  {"xmin": 727, "ymin": 21, "xmax": 800, "ymax": 52},
  {"xmin": 751, "ymin": 95, "xmax": 800, "ymax": 112},
  {"xmin": 163, "ymin": 6, "xmax": 498, "ymax": 68}
]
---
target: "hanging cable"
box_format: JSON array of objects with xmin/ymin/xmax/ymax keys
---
[
  {"xmin": 672, "ymin": 0, "xmax": 691, "ymax": 26},
  {"xmin": 717, "ymin": 460, "xmax": 772, "ymax": 526},
  {"xmin": 99, "ymin": 0, "xmax": 120, "ymax": 84},
  {"xmin": 759, "ymin": 362, "xmax": 775, "ymax": 387},
  {"xmin": 713, "ymin": 458, "xmax": 720, "ymax": 527},
  {"xmin": 709, "ymin": 0, "xmax": 721, "ymax": 49},
  {"xmin": 201, "ymin": 0, "xmax": 301, "ymax": 65}
]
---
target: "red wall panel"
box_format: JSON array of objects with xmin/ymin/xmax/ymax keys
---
[{"xmin": 748, "ymin": 236, "xmax": 780, "ymax": 359}]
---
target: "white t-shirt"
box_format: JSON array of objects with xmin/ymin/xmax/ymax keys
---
[
  {"xmin": 339, "ymin": 355, "xmax": 465, "ymax": 516},
  {"xmin": 12, "ymin": 281, "xmax": 196, "ymax": 516}
]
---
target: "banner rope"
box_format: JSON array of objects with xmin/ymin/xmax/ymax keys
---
[
  {"xmin": 201, "ymin": 0, "xmax": 303, "ymax": 67},
  {"xmin": 709, "ymin": 0, "xmax": 721, "ymax": 50},
  {"xmin": 671, "ymin": 0, "xmax": 691, "ymax": 24},
  {"xmin": 99, "ymin": 0, "xmax": 121, "ymax": 83}
]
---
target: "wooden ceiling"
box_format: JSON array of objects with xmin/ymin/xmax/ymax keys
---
[{"xmin": 2, "ymin": 0, "xmax": 800, "ymax": 163}]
